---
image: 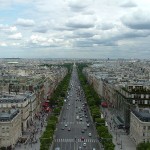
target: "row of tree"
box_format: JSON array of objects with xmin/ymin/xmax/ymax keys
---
[
  {"xmin": 137, "ymin": 142, "xmax": 150, "ymax": 150},
  {"xmin": 77, "ymin": 63, "xmax": 115, "ymax": 150},
  {"xmin": 40, "ymin": 65, "xmax": 72, "ymax": 150}
]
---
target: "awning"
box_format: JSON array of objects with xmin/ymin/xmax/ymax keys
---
[{"xmin": 42, "ymin": 102, "xmax": 49, "ymax": 107}]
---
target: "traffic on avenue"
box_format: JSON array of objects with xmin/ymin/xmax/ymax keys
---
[{"xmin": 53, "ymin": 65, "xmax": 101, "ymax": 150}]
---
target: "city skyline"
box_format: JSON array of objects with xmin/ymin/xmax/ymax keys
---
[{"xmin": 0, "ymin": 0, "xmax": 150, "ymax": 58}]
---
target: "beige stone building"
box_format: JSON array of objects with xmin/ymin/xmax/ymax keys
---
[
  {"xmin": 130, "ymin": 108, "xmax": 150, "ymax": 145},
  {"xmin": 0, "ymin": 109, "xmax": 21, "ymax": 149},
  {"xmin": 0, "ymin": 92, "xmax": 37, "ymax": 131}
]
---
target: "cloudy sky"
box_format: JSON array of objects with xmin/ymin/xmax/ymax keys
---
[{"xmin": 0, "ymin": 0, "xmax": 150, "ymax": 58}]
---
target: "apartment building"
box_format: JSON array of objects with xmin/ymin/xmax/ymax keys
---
[
  {"xmin": 83, "ymin": 60, "xmax": 150, "ymax": 129},
  {"xmin": 0, "ymin": 109, "xmax": 21, "ymax": 149},
  {"xmin": 130, "ymin": 108, "xmax": 150, "ymax": 145},
  {"xmin": 0, "ymin": 92, "xmax": 36, "ymax": 131}
]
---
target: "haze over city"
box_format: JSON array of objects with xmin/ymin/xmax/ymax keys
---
[{"xmin": 0, "ymin": 0, "xmax": 150, "ymax": 58}]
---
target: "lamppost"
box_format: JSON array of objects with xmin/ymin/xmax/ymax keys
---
[{"xmin": 120, "ymin": 134, "xmax": 122, "ymax": 149}]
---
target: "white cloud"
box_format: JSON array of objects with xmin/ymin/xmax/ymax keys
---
[
  {"xmin": 12, "ymin": 42, "xmax": 20, "ymax": 46},
  {"xmin": 8, "ymin": 32, "xmax": 22, "ymax": 40},
  {"xmin": 30, "ymin": 35, "xmax": 47, "ymax": 44},
  {"xmin": 16, "ymin": 18, "xmax": 35, "ymax": 27},
  {"xmin": 0, "ymin": 24, "xmax": 17, "ymax": 33},
  {"xmin": 0, "ymin": 42, "xmax": 7, "ymax": 47},
  {"xmin": 0, "ymin": 0, "xmax": 150, "ymax": 58}
]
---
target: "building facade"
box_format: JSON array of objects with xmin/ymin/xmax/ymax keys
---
[
  {"xmin": 130, "ymin": 108, "xmax": 150, "ymax": 145},
  {"xmin": 0, "ymin": 109, "xmax": 21, "ymax": 148}
]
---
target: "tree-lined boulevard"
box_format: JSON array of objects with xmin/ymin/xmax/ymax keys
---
[{"xmin": 52, "ymin": 64, "xmax": 101, "ymax": 150}]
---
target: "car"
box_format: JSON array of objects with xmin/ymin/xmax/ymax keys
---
[
  {"xmin": 83, "ymin": 143, "xmax": 86, "ymax": 147},
  {"xmin": 78, "ymin": 147, "xmax": 82, "ymax": 150},
  {"xmin": 92, "ymin": 148, "xmax": 96, "ymax": 150},
  {"xmin": 61, "ymin": 127, "xmax": 65, "ymax": 130},
  {"xmin": 88, "ymin": 133, "xmax": 92, "ymax": 137},
  {"xmin": 81, "ymin": 137, "xmax": 84, "ymax": 141},
  {"xmin": 85, "ymin": 115, "xmax": 88, "ymax": 118},
  {"xmin": 68, "ymin": 103, "xmax": 70, "ymax": 106},
  {"xmin": 81, "ymin": 129, "xmax": 85, "ymax": 133},
  {"xmin": 67, "ymin": 107, "xmax": 69, "ymax": 110},
  {"xmin": 68, "ymin": 128, "xmax": 71, "ymax": 131},
  {"xmin": 80, "ymin": 118, "xmax": 82, "ymax": 121},
  {"xmin": 76, "ymin": 116, "xmax": 79, "ymax": 120},
  {"xmin": 65, "ymin": 124, "xmax": 68, "ymax": 127},
  {"xmin": 55, "ymin": 147, "xmax": 60, "ymax": 150},
  {"xmin": 87, "ymin": 123, "xmax": 90, "ymax": 127}
]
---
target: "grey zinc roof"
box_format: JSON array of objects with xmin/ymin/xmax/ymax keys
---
[
  {"xmin": 0, "ymin": 109, "xmax": 19, "ymax": 121},
  {"xmin": 0, "ymin": 93, "xmax": 31, "ymax": 103},
  {"xmin": 132, "ymin": 109, "xmax": 150, "ymax": 122}
]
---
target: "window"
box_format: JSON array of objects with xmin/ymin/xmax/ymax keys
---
[
  {"xmin": 143, "ymin": 126, "xmax": 146, "ymax": 130},
  {"xmin": 148, "ymin": 126, "xmax": 150, "ymax": 130}
]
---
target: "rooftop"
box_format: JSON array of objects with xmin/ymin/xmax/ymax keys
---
[
  {"xmin": 0, "ymin": 92, "xmax": 32, "ymax": 103},
  {"xmin": 132, "ymin": 108, "xmax": 150, "ymax": 122},
  {"xmin": 0, "ymin": 109, "xmax": 20, "ymax": 122}
]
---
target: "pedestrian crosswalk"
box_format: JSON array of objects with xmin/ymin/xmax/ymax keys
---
[
  {"xmin": 54, "ymin": 138, "xmax": 99, "ymax": 143},
  {"xmin": 60, "ymin": 122, "xmax": 85, "ymax": 125}
]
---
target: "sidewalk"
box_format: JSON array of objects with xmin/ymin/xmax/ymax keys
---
[
  {"xmin": 102, "ymin": 107, "xmax": 136, "ymax": 150},
  {"xmin": 15, "ymin": 112, "xmax": 48, "ymax": 150}
]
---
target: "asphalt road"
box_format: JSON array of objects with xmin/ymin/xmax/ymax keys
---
[{"xmin": 52, "ymin": 65, "xmax": 101, "ymax": 150}]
